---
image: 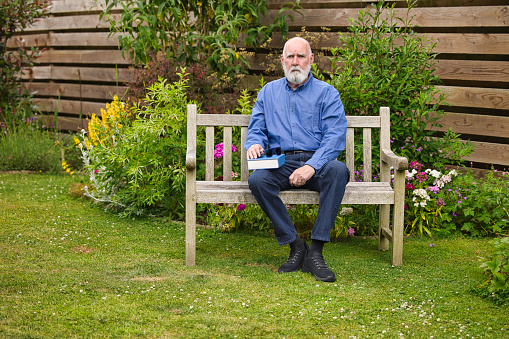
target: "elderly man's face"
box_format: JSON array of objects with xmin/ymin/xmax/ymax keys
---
[{"xmin": 281, "ymin": 39, "xmax": 314, "ymax": 87}]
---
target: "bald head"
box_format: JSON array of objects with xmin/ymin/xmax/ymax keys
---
[{"xmin": 282, "ymin": 37, "xmax": 312, "ymax": 57}]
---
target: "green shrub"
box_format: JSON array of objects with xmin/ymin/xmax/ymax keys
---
[
  {"xmin": 0, "ymin": 125, "xmax": 61, "ymax": 172},
  {"xmin": 444, "ymin": 170, "xmax": 509, "ymax": 237},
  {"xmin": 477, "ymin": 237, "xmax": 509, "ymax": 305},
  {"xmin": 77, "ymin": 75, "xmax": 192, "ymax": 218},
  {"xmin": 125, "ymin": 55, "xmax": 241, "ymax": 114},
  {"xmin": 320, "ymin": 0, "xmax": 473, "ymax": 169},
  {"xmin": 98, "ymin": 0, "xmax": 302, "ymax": 78}
]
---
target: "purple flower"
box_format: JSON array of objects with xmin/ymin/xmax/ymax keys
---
[
  {"xmin": 237, "ymin": 204, "xmax": 246, "ymax": 211},
  {"xmin": 410, "ymin": 161, "xmax": 423, "ymax": 170},
  {"xmin": 429, "ymin": 243, "xmax": 435, "ymax": 247},
  {"xmin": 435, "ymin": 198, "xmax": 445, "ymax": 206},
  {"xmin": 348, "ymin": 227, "xmax": 355, "ymax": 236}
]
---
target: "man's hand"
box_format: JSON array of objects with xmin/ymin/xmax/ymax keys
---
[
  {"xmin": 289, "ymin": 165, "xmax": 315, "ymax": 187},
  {"xmin": 247, "ymin": 144, "xmax": 264, "ymax": 159}
]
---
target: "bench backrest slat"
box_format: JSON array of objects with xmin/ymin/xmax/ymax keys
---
[
  {"xmin": 223, "ymin": 126, "xmax": 233, "ymax": 181},
  {"xmin": 363, "ymin": 128, "xmax": 372, "ymax": 182},
  {"xmin": 192, "ymin": 109, "xmax": 389, "ymax": 184},
  {"xmin": 205, "ymin": 126, "xmax": 214, "ymax": 181},
  {"xmin": 346, "ymin": 128, "xmax": 355, "ymax": 182}
]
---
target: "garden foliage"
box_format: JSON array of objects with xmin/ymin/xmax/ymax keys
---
[
  {"xmin": 125, "ymin": 54, "xmax": 241, "ymax": 114},
  {"xmin": 319, "ymin": 0, "xmax": 473, "ymax": 168},
  {"xmin": 77, "ymin": 75, "xmax": 192, "ymax": 218},
  {"xmin": 478, "ymin": 237, "xmax": 509, "ymax": 305},
  {"xmin": 98, "ymin": 0, "xmax": 302, "ymax": 78},
  {"xmin": 0, "ymin": 0, "xmax": 50, "ymax": 131},
  {"xmin": 0, "ymin": 122, "xmax": 61, "ymax": 173}
]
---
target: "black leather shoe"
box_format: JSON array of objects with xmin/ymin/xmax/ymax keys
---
[
  {"xmin": 302, "ymin": 252, "xmax": 336, "ymax": 282},
  {"xmin": 278, "ymin": 242, "xmax": 308, "ymax": 273}
]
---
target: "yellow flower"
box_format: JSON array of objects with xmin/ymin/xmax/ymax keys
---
[{"xmin": 66, "ymin": 168, "xmax": 70, "ymax": 173}]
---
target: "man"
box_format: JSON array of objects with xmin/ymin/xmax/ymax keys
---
[{"xmin": 245, "ymin": 37, "xmax": 349, "ymax": 282}]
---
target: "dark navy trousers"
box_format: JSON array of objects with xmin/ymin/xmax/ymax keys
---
[{"xmin": 248, "ymin": 152, "xmax": 350, "ymax": 245}]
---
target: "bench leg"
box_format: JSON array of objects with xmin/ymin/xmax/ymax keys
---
[
  {"xmin": 391, "ymin": 171, "xmax": 405, "ymax": 266},
  {"xmin": 391, "ymin": 201, "xmax": 404, "ymax": 266},
  {"xmin": 186, "ymin": 170, "xmax": 197, "ymax": 266},
  {"xmin": 186, "ymin": 202, "xmax": 196, "ymax": 266},
  {"xmin": 378, "ymin": 204, "xmax": 390, "ymax": 251}
]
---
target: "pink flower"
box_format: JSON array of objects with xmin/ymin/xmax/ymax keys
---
[
  {"xmin": 94, "ymin": 169, "xmax": 99, "ymax": 174},
  {"xmin": 214, "ymin": 142, "xmax": 238, "ymax": 159},
  {"xmin": 348, "ymin": 227, "xmax": 355, "ymax": 236},
  {"xmin": 410, "ymin": 161, "xmax": 422, "ymax": 170},
  {"xmin": 237, "ymin": 204, "xmax": 246, "ymax": 211}
]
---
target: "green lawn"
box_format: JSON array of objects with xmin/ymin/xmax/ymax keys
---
[{"xmin": 1, "ymin": 173, "xmax": 508, "ymax": 338}]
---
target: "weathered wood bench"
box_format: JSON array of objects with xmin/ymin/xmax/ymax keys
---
[{"xmin": 185, "ymin": 104, "xmax": 408, "ymax": 266}]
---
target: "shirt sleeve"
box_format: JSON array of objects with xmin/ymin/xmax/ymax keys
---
[
  {"xmin": 305, "ymin": 87, "xmax": 347, "ymax": 170},
  {"xmin": 245, "ymin": 86, "xmax": 269, "ymax": 151}
]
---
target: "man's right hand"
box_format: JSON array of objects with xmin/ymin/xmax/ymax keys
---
[{"xmin": 247, "ymin": 144, "xmax": 264, "ymax": 159}]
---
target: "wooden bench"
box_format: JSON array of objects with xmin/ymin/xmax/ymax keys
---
[{"xmin": 185, "ymin": 104, "xmax": 408, "ymax": 266}]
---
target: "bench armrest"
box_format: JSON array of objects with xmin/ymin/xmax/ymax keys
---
[
  {"xmin": 186, "ymin": 147, "xmax": 196, "ymax": 170},
  {"xmin": 381, "ymin": 148, "xmax": 408, "ymax": 171}
]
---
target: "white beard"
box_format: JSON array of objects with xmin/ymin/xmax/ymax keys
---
[{"xmin": 283, "ymin": 62, "xmax": 312, "ymax": 86}]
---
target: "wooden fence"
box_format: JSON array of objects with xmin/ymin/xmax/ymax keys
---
[{"xmin": 8, "ymin": 0, "xmax": 509, "ymax": 169}]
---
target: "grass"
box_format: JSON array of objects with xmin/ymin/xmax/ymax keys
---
[{"xmin": 1, "ymin": 173, "xmax": 508, "ymax": 338}]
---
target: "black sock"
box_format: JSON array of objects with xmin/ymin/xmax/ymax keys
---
[
  {"xmin": 289, "ymin": 235, "xmax": 305, "ymax": 251},
  {"xmin": 309, "ymin": 240, "xmax": 326, "ymax": 255}
]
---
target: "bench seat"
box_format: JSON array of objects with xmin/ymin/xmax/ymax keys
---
[{"xmin": 196, "ymin": 181, "xmax": 395, "ymax": 205}]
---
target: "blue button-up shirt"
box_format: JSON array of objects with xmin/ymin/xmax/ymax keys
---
[{"xmin": 245, "ymin": 73, "xmax": 347, "ymax": 170}]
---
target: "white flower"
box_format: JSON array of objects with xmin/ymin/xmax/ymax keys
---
[
  {"xmin": 430, "ymin": 169, "xmax": 441, "ymax": 179},
  {"xmin": 340, "ymin": 207, "xmax": 353, "ymax": 216},
  {"xmin": 406, "ymin": 169, "xmax": 417, "ymax": 180},
  {"xmin": 413, "ymin": 188, "xmax": 430, "ymax": 200},
  {"xmin": 449, "ymin": 169, "xmax": 459, "ymax": 177}
]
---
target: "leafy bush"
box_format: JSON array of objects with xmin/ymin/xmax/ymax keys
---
[
  {"xmin": 125, "ymin": 55, "xmax": 241, "ymax": 114},
  {"xmin": 477, "ymin": 237, "xmax": 509, "ymax": 305},
  {"xmin": 0, "ymin": 0, "xmax": 50, "ymax": 130},
  {"xmin": 320, "ymin": 0, "xmax": 473, "ymax": 168},
  {"xmin": 440, "ymin": 170, "xmax": 509, "ymax": 237},
  {"xmin": 0, "ymin": 124, "xmax": 61, "ymax": 172},
  {"xmin": 77, "ymin": 75, "xmax": 192, "ymax": 218},
  {"xmin": 98, "ymin": 0, "xmax": 302, "ymax": 78}
]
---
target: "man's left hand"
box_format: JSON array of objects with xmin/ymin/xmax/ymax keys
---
[{"xmin": 289, "ymin": 165, "xmax": 316, "ymax": 187}]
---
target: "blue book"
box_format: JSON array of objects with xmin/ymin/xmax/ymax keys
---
[{"xmin": 247, "ymin": 154, "xmax": 285, "ymax": 170}]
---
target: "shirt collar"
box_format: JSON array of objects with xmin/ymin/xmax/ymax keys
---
[{"xmin": 285, "ymin": 72, "xmax": 314, "ymax": 92}]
